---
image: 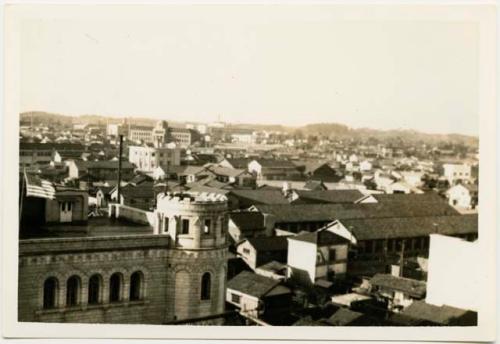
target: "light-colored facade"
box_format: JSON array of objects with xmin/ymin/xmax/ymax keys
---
[
  {"xmin": 426, "ymin": 234, "xmax": 479, "ymax": 311},
  {"xmin": 128, "ymin": 146, "xmax": 181, "ymax": 173},
  {"xmin": 128, "ymin": 125, "xmax": 154, "ymax": 143},
  {"xmin": 446, "ymin": 184, "xmax": 478, "ymax": 209},
  {"xmin": 443, "ymin": 163, "xmax": 472, "ymax": 185},
  {"xmin": 287, "ymin": 229, "xmax": 349, "ymax": 286}
]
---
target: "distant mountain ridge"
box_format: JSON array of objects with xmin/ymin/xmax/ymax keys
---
[{"xmin": 20, "ymin": 111, "xmax": 478, "ymax": 146}]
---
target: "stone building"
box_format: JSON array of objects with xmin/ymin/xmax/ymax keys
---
[{"xmin": 18, "ymin": 191, "xmax": 229, "ymax": 325}]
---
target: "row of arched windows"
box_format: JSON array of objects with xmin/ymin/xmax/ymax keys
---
[{"xmin": 43, "ymin": 271, "xmax": 144, "ymax": 310}]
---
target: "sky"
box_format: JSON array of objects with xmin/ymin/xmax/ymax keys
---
[{"xmin": 19, "ymin": 5, "xmax": 479, "ymax": 135}]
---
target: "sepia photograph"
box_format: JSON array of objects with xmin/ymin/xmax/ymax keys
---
[{"xmin": 2, "ymin": 1, "xmax": 497, "ymax": 341}]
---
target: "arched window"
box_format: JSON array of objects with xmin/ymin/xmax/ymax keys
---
[
  {"xmin": 200, "ymin": 272, "xmax": 211, "ymax": 300},
  {"xmin": 88, "ymin": 274, "xmax": 102, "ymax": 305},
  {"xmin": 109, "ymin": 273, "xmax": 123, "ymax": 303},
  {"xmin": 129, "ymin": 271, "xmax": 144, "ymax": 301},
  {"xmin": 43, "ymin": 277, "xmax": 58, "ymax": 309},
  {"xmin": 66, "ymin": 275, "xmax": 81, "ymax": 307}
]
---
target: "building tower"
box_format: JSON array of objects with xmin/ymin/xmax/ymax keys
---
[
  {"xmin": 152, "ymin": 120, "xmax": 169, "ymax": 148},
  {"xmin": 154, "ymin": 191, "xmax": 229, "ymax": 324}
]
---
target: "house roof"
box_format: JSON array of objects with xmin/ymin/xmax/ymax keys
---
[
  {"xmin": 20, "ymin": 142, "xmax": 85, "ymax": 151},
  {"xmin": 229, "ymin": 189, "xmax": 289, "ymax": 205},
  {"xmin": 303, "ymin": 180, "xmax": 327, "ymax": 191},
  {"xmin": 230, "ymin": 211, "xmax": 266, "ymax": 231},
  {"xmin": 253, "ymin": 198, "xmax": 458, "ymax": 224},
  {"xmin": 323, "ymin": 308, "xmax": 364, "ymax": 326},
  {"xmin": 227, "ymin": 270, "xmax": 286, "ymax": 298},
  {"xmin": 120, "ymin": 183, "xmax": 155, "ymax": 199},
  {"xmin": 56, "ymin": 150, "xmax": 84, "ymax": 159},
  {"xmin": 206, "ymin": 165, "xmax": 246, "ymax": 178},
  {"xmin": 225, "ymin": 158, "xmax": 251, "ymax": 169},
  {"xmin": 256, "ymin": 260, "xmax": 287, "ymax": 273},
  {"xmin": 292, "ymin": 189, "xmax": 364, "ymax": 204},
  {"xmin": 340, "ymin": 214, "xmax": 477, "ymax": 240},
  {"xmin": 372, "ymin": 193, "xmax": 444, "ymax": 203},
  {"xmin": 245, "ymin": 236, "xmax": 288, "ymax": 251},
  {"xmin": 75, "ymin": 160, "xmax": 135, "ymax": 170},
  {"xmin": 252, "ymin": 159, "xmax": 298, "ymax": 169},
  {"xmin": 401, "ymin": 301, "xmax": 477, "ymax": 325},
  {"xmin": 370, "ymin": 273, "xmax": 426, "ymax": 298},
  {"xmin": 290, "ymin": 229, "xmax": 350, "ymax": 246}
]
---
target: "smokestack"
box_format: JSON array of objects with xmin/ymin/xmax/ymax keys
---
[{"xmin": 117, "ymin": 135, "xmax": 123, "ymax": 203}]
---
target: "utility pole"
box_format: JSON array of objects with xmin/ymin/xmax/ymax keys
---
[
  {"xmin": 117, "ymin": 135, "xmax": 123, "ymax": 204},
  {"xmin": 399, "ymin": 240, "xmax": 405, "ymax": 278}
]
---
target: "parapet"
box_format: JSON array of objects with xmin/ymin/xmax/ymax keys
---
[{"xmin": 157, "ymin": 191, "xmax": 227, "ymax": 205}]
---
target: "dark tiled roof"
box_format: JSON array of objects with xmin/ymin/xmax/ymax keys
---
[
  {"xmin": 370, "ymin": 273, "xmax": 426, "ymax": 298},
  {"xmin": 229, "ymin": 190, "xmax": 289, "ymax": 205},
  {"xmin": 293, "ymin": 189, "xmax": 364, "ymax": 204},
  {"xmin": 227, "ymin": 270, "xmax": 282, "ymax": 298},
  {"xmin": 75, "ymin": 160, "xmax": 135, "ymax": 170},
  {"xmin": 253, "ymin": 199, "xmax": 459, "ymax": 224},
  {"xmin": 206, "ymin": 165, "xmax": 246, "ymax": 178},
  {"xmin": 303, "ymin": 180, "xmax": 327, "ymax": 191},
  {"xmin": 340, "ymin": 214, "xmax": 477, "ymax": 240},
  {"xmin": 246, "ymin": 236, "xmax": 288, "ymax": 251},
  {"xmin": 372, "ymin": 193, "xmax": 445, "ymax": 203},
  {"xmin": 253, "ymin": 159, "xmax": 298, "ymax": 169},
  {"xmin": 290, "ymin": 229, "xmax": 350, "ymax": 246},
  {"xmin": 20, "ymin": 142, "xmax": 85, "ymax": 151},
  {"xmin": 401, "ymin": 301, "xmax": 477, "ymax": 325},
  {"xmin": 225, "ymin": 158, "xmax": 251, "ymax": 169},
  {"xmin": 120, "ymin": 183, "xmax": 154, "ymax": 199},
  {"xmin": 323, "ymin": 308, "xmax": 364, "ymax": 326},
  {"xmin": 230, "ymin": 211, "xmax": 265, "ymax": 231},
  {"xmin": 56, "ymin": 150, "xmax": 84, "ymax": 159}
]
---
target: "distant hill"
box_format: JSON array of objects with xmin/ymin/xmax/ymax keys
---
[{"xmin": 20, "ymin": 111, "xmax": 478, "ymax": 147}]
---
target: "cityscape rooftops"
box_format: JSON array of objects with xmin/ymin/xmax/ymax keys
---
[
  {"xmin": 370, "ymin": 273, "xmax": 426, "ymax": 299},
  {"xmin": 340, "ymin": 214, "xmax": 477, "ymax": 240}
]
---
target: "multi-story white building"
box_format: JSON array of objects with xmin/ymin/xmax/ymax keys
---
[
  {"xmin": 128, "ymin": 125, "xmax": 154, "ymax": 143},
  {"xmin": 442, "ymin": 163, "xmax": 472, "ymax": 185},
  {"xmin": 128, "ymin": 145, "xmax": 181, "ymax": 172}
]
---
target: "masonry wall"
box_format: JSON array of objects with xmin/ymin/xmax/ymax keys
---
[
  {"xmin": 164, "ymin": 247, "xmax": 228, "ymax": 324},
  {"xmin": 18, "ymin": 235, "xmax": 171, "ymax": 324}
]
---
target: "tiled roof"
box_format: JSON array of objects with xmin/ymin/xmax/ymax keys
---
[
  {"xmin": 120, "ymin": 182, "xmax": 155, "ymax": 199},
  {"xmin": 246, "ymin": 236, "xmax": 288, "ymax": 251},
  {"xmin": 229, "ymin": 190, "xmax": 289, "ymax": 205},
  {"xmin": 227, "ymin": 270, "xmax": 284, "ymax": 298},
  {"xmin": 293, "ymin": 190, "xmax": 364, "ymax": 204},
  {"xmin": 340, "ymin": 214, "xmax": 477, "ymax": 240},
  {"xmin": 253, "ymin": 199, "xmax": 459, "ymax": 223},
  {"xmin": 225, "ymin": 158, "xmax": 251, "ymax": 169},
  {"xmin": 303, "ymin": 180, "xmax": 327, "ymax": 190},
  {"xmin": 290, "ymin": 229, "xmax": 350, "ymax": 246},
  {"xmin": 20, "ymin": 142, "xmax": 85, "ymax": 151},
  {"xmin": 206, "ymin": 165, "xmax": 247, "ymax": 178},
  {"xmin": 401, "ymin": 300, "xmax": 477, "ymax": 325},
  {"xmin": 253, "ymin": 159, "xmax": 299, "ymax": 169},
  {"xmin": 75, "ymin": 160, "xmax": 135, "ymax": 170},
  {"xmin": 370, "ymin": 273, "xmax": 426, "ymax": 298},
  {"xmin": 372, "ymin": 193, "xmax": 444, "ymax": 203},
  {"xmin": 230, "ymin": 211, "xmax": 266, "ymax": 231}
]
